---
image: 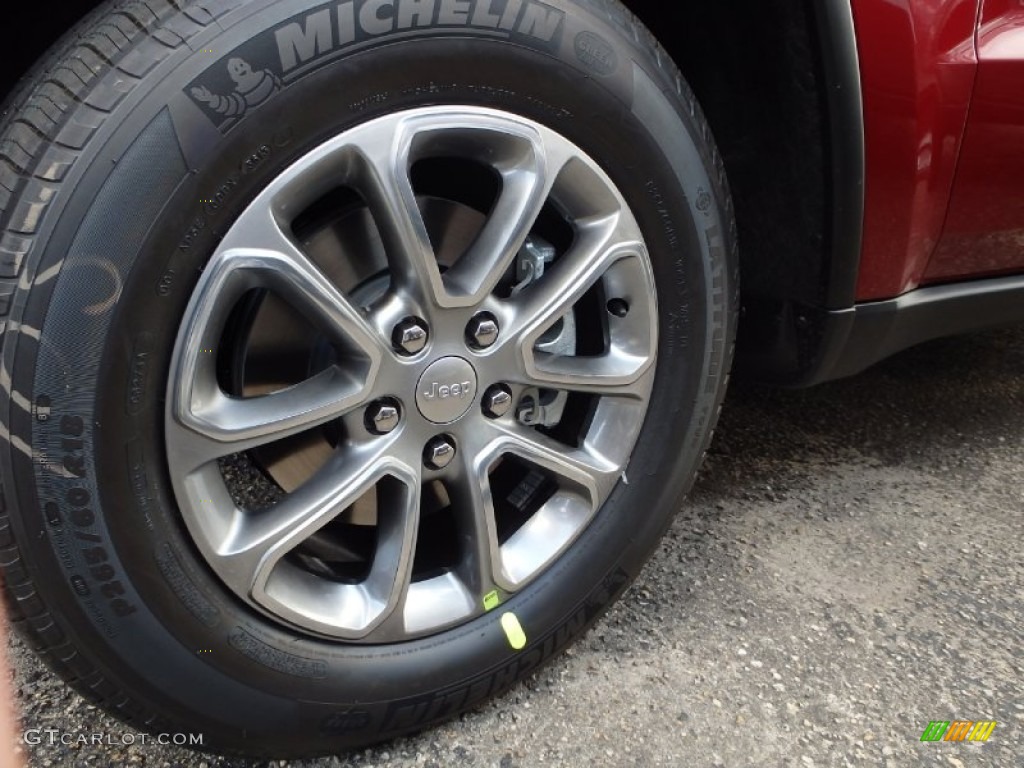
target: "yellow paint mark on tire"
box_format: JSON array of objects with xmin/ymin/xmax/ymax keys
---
[
  {"xmin": 483, "ymin": 590, "xmax": 501, "ymax": 611},
  {"xmin": 501, "ymin": 612, "xmax": 527, "ymax": 650}
]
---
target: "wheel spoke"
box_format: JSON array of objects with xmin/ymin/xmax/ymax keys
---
[
  {"xmin": 214, "ymin": 446, "xmax": 390, "ymax": 588},
  {"xmin": 168, "ymin": 211, "xmax": 384, "ymax": 472},
  {"xmin": 466, "ymin": 421, "xmax": 623, "ymax": 589},
  {"xmin": 357, "ymin": 127, "xmax": 446, "ymax": 309},
  {"xmin": 499, "ymin": 214, "xmax": 637, "ymax": 346},
  {"xmin": 218, "ymin": 445, "xmax": 420, "ymax": 638},
  {"xmin": 492, "ymin": 215, "xmax": 654, "ymax": 397},
  {"xmin": 479, "ymin": 421, "xmax": 621, "ymax": 505},
  {"xmin": 358, "ymin": 112, "xmax": 578, "ymax": 309},
  {"xmin": 447, "ymin": 448, "xmax": 506, "ymax": 595},
  {"xmin": 214, "ymin": 208, "xmax": 384, "ymax": 356},
  {"xmin": 442, "ymin": 135, "xmax": 572, "ymax": 304},
  {"xmin": 519, "ymin": 350, "xmax": 653, "ymax": 398},
  {"xmin": 351, "ymin": 472, "xmax": 422, "ymax": 638},
  {"xmin": 168, "ymin": 370, "xmax": 375, "ymax": 473}
]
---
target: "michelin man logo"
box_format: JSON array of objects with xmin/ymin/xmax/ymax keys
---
[{"xmin": 190, "ymin": 57, "xmax": 281, "ymax": 118}]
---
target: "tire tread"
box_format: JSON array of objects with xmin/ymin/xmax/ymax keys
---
[{"xmin": 0, "ymin": 0, "xmax": 238, "ymax": 737}]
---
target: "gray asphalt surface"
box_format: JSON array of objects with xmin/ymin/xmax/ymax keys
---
[{"xmin": 6, "ymin": 327, "xmax": 1023, "ymax": 768}]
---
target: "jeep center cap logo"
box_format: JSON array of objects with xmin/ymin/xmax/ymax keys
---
[{"xmin": 416, "ymin": 357, "xmax": 478, "ymax": 425}]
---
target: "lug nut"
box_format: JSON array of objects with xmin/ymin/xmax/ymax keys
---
[
  {"xmin": 424, "ymin": 435, "xmax": 457, "ymax": 470},
  {"xmin": 392, "ymin": 317, "xmax": 429, "ymax": 356},
  {"xmin": 466, "ymin": 312, "xmax": 499, "ymax": 350},
  {"xmin": 365, "ymin": 399, "xmax": 401, "ymax": 435},
  {"xmin": 482, "ymin": 385, "xmax": 513, "ymax": 419}
]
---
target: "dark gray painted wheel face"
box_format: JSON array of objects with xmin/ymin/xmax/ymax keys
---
[{"xmin": 165, "ymin": 107, "xmax": 658, "ymax": 642}]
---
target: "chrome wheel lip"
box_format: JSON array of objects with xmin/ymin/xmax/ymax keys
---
[{"xmin": 165, "ymin": 106, "xmax": 659, "ymax": 643}]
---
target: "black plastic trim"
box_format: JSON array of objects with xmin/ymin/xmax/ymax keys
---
[
  {"xmin": 804, "ymin": 275, "xmax": 1024, "ymax": 385},
  {"xmin": 813, "ymin": 0, "xmax": 866, "ymax": 310},
  {"xmin": 736, "ymin": 0, "xmax": 866, "ymax": 384}
]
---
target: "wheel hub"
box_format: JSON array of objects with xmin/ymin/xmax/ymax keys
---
[{"xmin": 415, "ymin": 356, "xmax": 478, "ymax": 425}]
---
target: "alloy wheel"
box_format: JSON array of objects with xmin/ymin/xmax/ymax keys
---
[{"xmin": 166, "ymin": 106, "xmax": 658, "ymax": 642}]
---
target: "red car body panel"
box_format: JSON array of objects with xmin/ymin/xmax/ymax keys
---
[
  {"xmin": 851, "ymin": 0, "xmax": 981, "ymax": 301},
  {"xmin": 925, "ymin": 0, "xmax": 1024, "ymax": 284}
]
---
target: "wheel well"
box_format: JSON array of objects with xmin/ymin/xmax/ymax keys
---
[{"xmin": 623, "ymin": 0, "xmax": 862, "ymax": 382}]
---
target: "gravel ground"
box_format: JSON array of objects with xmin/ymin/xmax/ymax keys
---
[{"xmin": 6, "ymin": 327, "xmax": 1023, "ymax": 768}]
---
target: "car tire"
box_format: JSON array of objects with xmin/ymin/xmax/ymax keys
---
[{"xmin": 0, "ymin": 0, "xmax": 737, "ymax": 756}]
